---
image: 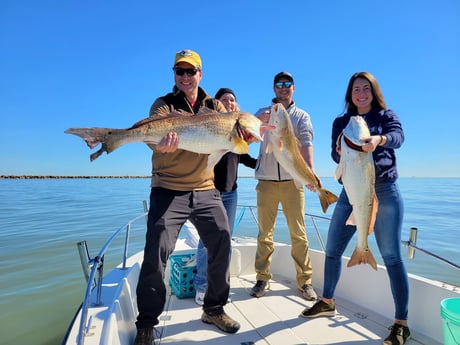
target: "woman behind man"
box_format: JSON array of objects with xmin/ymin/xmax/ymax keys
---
[
  {"xmin": 300, "ymin": 72, "xmax": 410, "ymax": 345},
  {"xmin": 194, "ymin": 88, "xmax": 257, "ymax": 305}
]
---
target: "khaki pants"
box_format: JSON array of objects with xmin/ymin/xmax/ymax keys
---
[{"xmin": 255, "ymin": 180, "xmax": 313, "ymax": 288}]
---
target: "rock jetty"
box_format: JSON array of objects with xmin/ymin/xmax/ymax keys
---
[{"xmin": 1, "ymin": 175, "xmax": 151, "ymax": 179}]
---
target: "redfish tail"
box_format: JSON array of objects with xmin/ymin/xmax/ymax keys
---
[
  {"xmin": 89, "ymin": 144, "xmax": 108, "ymax": 161},
  {"xmin": 347, "ymin": 247, "xmax": 378, "ymax": 271},
  {"xmin": 65, "ymin": 128, "xmax": 102, "ymax": 148},
  {"xmin": 318, "ymin": 188, "xmax": 339, "ymax": 213},
  {"xmin": 65, "ymin": 128, "xmax": 120, "ymax": 161}
]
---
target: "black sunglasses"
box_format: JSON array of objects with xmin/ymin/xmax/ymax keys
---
[
  {"xmin": 173, "ymin": 67, "xmax": 199, "ymax": 76},
  {"xmin": 274, "ymin": 81, "xmax": 294, "ymax": 89}
]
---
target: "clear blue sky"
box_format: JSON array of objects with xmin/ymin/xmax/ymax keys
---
[{"xmin": 1, "ymin": 1, "xmax": 459, "ymax": 177}]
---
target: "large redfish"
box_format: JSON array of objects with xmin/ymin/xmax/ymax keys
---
[
  {"xmin": 66, "ymin": 110, "xmax": 269, "ymax": 168},
  {"xmin": 336, "ymin": 115, "xmax": 378, "ymax": 270},
  {"xmin": 267, "ymin": 103, "xmax": 338, "ymax": 213}
]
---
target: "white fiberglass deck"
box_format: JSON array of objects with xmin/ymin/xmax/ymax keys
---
[
  {"xmin": 157, "ymin": 273, "xmax": 438, "ymax": 345},
  {"xmin": 64, "ymin": 236, "xmax": 457, "ymax": 345}
]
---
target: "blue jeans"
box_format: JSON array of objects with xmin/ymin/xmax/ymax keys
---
[
  {"xmin": 194, "ymin": 189, "xmax": 237, "ymax": 293},
  {"xmin": 323, "ymin": 181, "xmax": 409, "ymax": 320}
]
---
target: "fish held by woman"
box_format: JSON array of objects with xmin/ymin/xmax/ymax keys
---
[{"xmin": 335, "ymin": 115, "xmax": 378, "ymax": 270}]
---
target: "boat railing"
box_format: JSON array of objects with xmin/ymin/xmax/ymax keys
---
[
  {"xmin": 75, "ymin": 212, "xmax": 147, "ymax": 345},
  {"xmin": 73, "ymin": 203, "xmax": 459, "ymax": 345},
  {"xmin": 234, "ymin": 204, "xmax": 331, "ymax": 251},
  {"xmin": 235, "ymin": 205, "xmax": 460, "ymax": 270}
]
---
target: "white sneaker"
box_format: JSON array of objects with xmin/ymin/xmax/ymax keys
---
[{"xmin": 195, "ymin": 291, "xmax": 205, "ymax": 306}]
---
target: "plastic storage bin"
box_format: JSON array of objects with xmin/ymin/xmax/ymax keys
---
[{"xmin": 169, "ymin": 253, "xmax": 197, "ymax": 299}]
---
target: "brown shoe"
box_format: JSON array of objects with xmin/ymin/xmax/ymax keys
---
[
  {"xmin": 133, "ymin": 327, "xmax": 154, "ymax": 345},
  {"xmin": 201, "ymin": 311, "xmax": 240, "ymax": 333}
]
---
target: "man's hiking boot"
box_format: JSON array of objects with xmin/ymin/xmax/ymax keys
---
[
  {"xmin": 201, "ymin": 311, "xmax": 240, "ymax": 333},
  {"xmin": 133, "ymin": 327, "xmax": 154, "ymax": 345},
  {"xmin": 250, "ymin": 280, "xmax": 269, "ymax": 298}
]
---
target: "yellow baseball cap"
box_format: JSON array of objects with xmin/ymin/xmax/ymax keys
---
[{"xmin": 174, "ymin": 49, "xmax": 202, "ymax": 69}]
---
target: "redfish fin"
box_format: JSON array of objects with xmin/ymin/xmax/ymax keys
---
[
  {"xmin": 265, "ymin": 141, "xmax": 275, "ymax": 154},
  {"xmin": 348, "ymin": 247, "xmax": 378, "ymax": 271},
  {"xmin": 207, "ymin": 150, "xmax": 227, "ymax": 170},
  {"xmin": 278, "ymin": 138, "xmax": 284, "ymax": 151},
  {"xmin": 318, "ymin": 188, "xmax": 339, "ymax": 213},
  {"xmin": 335, "ymin": 161, "xmax": 345, "ymax": 180},
  {"xmin": 368, "ymin": 193, "xmax": 378, "ymax": 235},
  {"xmin": 233, "ymin": 137, "xmax": 249, "ymax": 154},
  {"xmin": 196, "ymin": 107, "xmax": 214, "ymax": 115},
  {"xmin": 260, "ymin": 124, "xmax": 276, "ymax": 139},
  {"xmin": 130, "ymin": 111, "xmax": 191, "ymax": 128},
  {"xmin": 346, "ymin": 212, "xmax": 356, "ymax": 226}
]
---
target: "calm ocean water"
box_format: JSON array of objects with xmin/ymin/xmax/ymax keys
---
[{"xmin": 0, "ymin": 177, "xmax": 459, "ymax": 345}]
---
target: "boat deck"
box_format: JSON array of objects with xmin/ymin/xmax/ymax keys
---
[
  {"xmin": 63, "ymin": 218, "xmax": 458, "ymax": 345},
  {"xmin": 157, "ymin": 273, "xmax": 438, "ymax": 345}
]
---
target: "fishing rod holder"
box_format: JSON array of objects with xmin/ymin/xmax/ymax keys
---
[
  {"xmin": 77, "ymin": 241, "xmax": 92, "ymax": 283},
  {"xmin": 408, "ymin": 227, "xmax": 418, "ymax": 259},
  {"xmin": 402, "ymin": 227, "xmax": 419, "ymax": 259},
  {"xmin": 402, "ymin": 227, "xmax": 459, "ymax": 270},
  {"xmin": 77, "ymin": 241, "xmax": 105, "ymax": 305}
]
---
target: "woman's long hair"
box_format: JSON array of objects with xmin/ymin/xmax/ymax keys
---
[{"xmin": 344, "ymin": 72, "xmax": 387, "ymax": 114}]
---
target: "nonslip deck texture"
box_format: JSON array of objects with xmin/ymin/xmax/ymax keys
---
[{"xmin": 156, "ymin": 274, "xmax": 438, "ymax": 345}]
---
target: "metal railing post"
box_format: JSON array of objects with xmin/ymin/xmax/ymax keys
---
[
  {"xmin": 408, "ymin": 227, "xmax": 418, "ymax": 259},
  {"xmin": 122, "ymin": 224, "xmax": 130, "ymax": 269},
  {"xmin": 77, "ymin": 241, "xmax": 91, "ymax": 283},
  {"xmin": 95, "ymin": 255, "xmax": 104, "ymax": 306}
]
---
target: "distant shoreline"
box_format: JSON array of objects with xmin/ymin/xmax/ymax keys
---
[{"xmin": 0, "ymin": 175, "xmax": 258, "ymax": 179}]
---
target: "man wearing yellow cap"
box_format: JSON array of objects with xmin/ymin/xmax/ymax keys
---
[{"xmin": 133, "ymin": 49, "xmax": 240, "ymax": 345}]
